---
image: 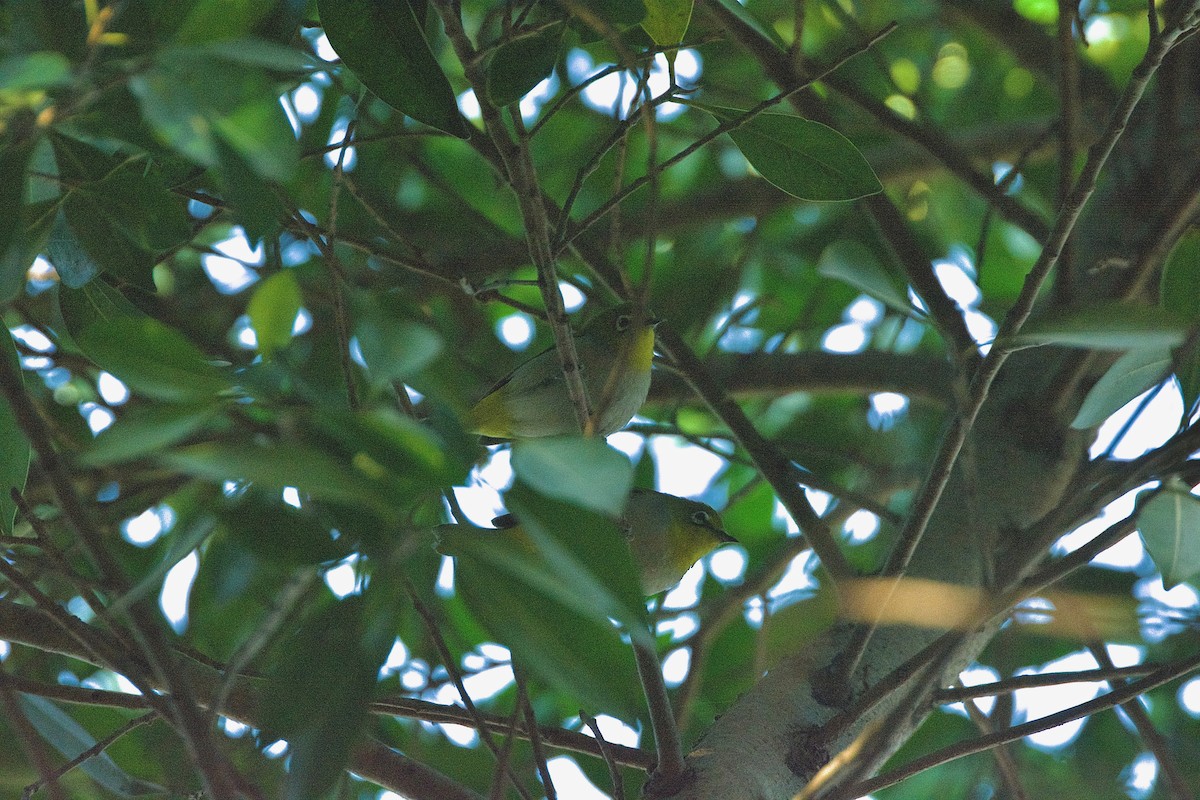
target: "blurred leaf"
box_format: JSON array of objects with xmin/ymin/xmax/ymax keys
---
[
  {"xmin": 311, "ymin": 406, "xmax": 469, "ymax": 488},
  {"xmin": 485, "ymin": 22, "xmax": 564, "ymax": 107},
  {"xmin": 50, "ymin": 136, "xmax": 191, "ymax": 288},
  {"xmin": 642, "ymin": 0, "xmax": 693, "ymax": 47},
  {"xmin": 1161, "ymin": 231, "xmax": 1200, "ymax": 322},
  {"xmin": 264, "ymin": 578, "xmax": 401, "ymax": 800},
  {"xmin": 44, "ymin": 211, "xmax": 99, "ymax": 288},
  {"xmin": 703, "ymin": 107, "xmax": 882, "ymax": 201},
  {"xmin": 353, "ymin": 298, "xmax": 443, "ymax": 387},
  {"xmin": 80, "ymin": 402, "xmax": 221, "ymax": 466},
  {"xmin": 0, "ymin": 135, "xmax": 38, "ymax": 298},
  {"xmin": 159, "ymin": 441, "xmax": 396, "ymax": 517},
  {"xmin": 1071, "ymin": 347, "xmax": 1171, "ymax": 430},
  {"xmin": 174, "ymin": 0, "xmax": 276, "ymax": 44},
  {"xmin": 0, "ymin": 330, "xmax": 29, "ymax": 534},
  {"xmin": 0, "ymin": 51, "xmax": 70, "ymax": 90},
  {"xmin": 130, "ymin": 55, "xmax": 298, "ymax": 182},
  {"xmin": 59, "ymin": 284, "xmax": 230, "ymax": 403},
  {"xmin": 220, "ymin": 492, "xmax": 348, "ymax": 567},
  {"xmin": 511, "ymin": 436, "xmax": 634, "ymax": 516},
  {"xmin": 317, "ymin": 0, "xmax": 469, "ymax": 137},
  {"xmin": 817, "ymin": 239, "xmax": 915, "ymax": 316},
  {"xmin": 17, "ymin": 695, "xmax": 167, "ymax": 797},
  {"xmin": 106, "ymin": 484, "xmax": 220, "ymax": 617},
  {"xmin": 247, "ymin": 269, "xmax": 302, "ymax": 358},
  {"xmin": 505, "ymin": 482, "xmax": 648, "ymax": 630},
  {"xmin": 453, "ymin": 542, "xmax": 645, "ymax": 719},
  {"xmin": 1011, "ymin": 304, "xmax": 1189, "ymax": 350},
  {"xmin": 1137, "ymin": 485, "xmax": 1200, "ymax": 590}
]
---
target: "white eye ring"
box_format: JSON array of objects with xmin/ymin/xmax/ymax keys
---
[
  {"xmin": 692, "ymin": 511, "xmax": 710, "ymax": 526},
  {"xmin": 616, "ymin": 314, "xmax": 632, "ymax": 332}
]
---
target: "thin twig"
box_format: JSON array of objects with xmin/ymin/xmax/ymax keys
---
[
  {"xmin": 632, "ymin": 639, "xmax": 686, "ymax": 791},
  {"xmin": 935, "ymin": 663, "xmax": 1160, "ymax": 702},
  {"xmin": 557, "ymin": 21, "xmax": 898, "ymax": 255},
  {"xmin": 1087, "ymin": 643, "xmax": 1193, "ymax": 800},
  {"xmin": 836, "ymin": 10, "xmax": 1196, "ymax": 684},
  {"xmin": 516, "ymin": 671, "xmax": 557, "ymax": 800},
  {"xmin": 0, "ymin": 667, "xmax": 68, "ymax": 800},
  {"xmin": 405, "ymin": 581, "xmax": 536, "ymax": 800},
  {"xmin": 581, "ymin": 711, "xmax": 627, "ymax": 800},
  {"xmin": 656, "ymin": 325, "xmax": 855, "ymax": 581},
  {"xmin": 826, "ymin": 649, "xmax": 1200, "ymax": 800},
  {"xmin": 22, "ymin": 712, "xmax": 158, "ymax": 800}
]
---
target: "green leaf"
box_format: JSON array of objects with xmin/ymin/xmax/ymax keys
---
[
  {"xmin": 159, "ymin": 442, "xmax": 394, "ymax": 514},
  {"xmin": 317, "ymin": 0, "xmax": 469, "ymax": 137},
  {"xmin": 105, "ymin": 483, "xmax": 220, "ymax": 618},
  {"xmin": 1010, "ymin": 304, "xmax": 1190, "ymax": 350},
  {"xmin": 17, "ymin": 695, "xmax": 167, "ymax": 797},
  {"xmin": 816, "ymin": 239, "xmax": 916, "ymax": 316},
  {"xmin": 219, "ymin": 492, "xmax": 348, "ymax": 566},
  {"xmin": 80, "ymin": 403, "xmax": 221, "ymax": 466},
  {"xmin": 1137, "ymin": 486, "xmax": 1200, "ymax": 589},
  {"xmin": 354, "ymin": 312, "xmax": 442, "ymax": 387},
  {"xmin": 485, "ymin": 22, "xmax": 564, "ymax": 107},
  {"xmin": 0, "ymin": 136, "xmax": 39, "ymax": 297},
  {"xmin": 264, "ymin": 582, "xmax": 401, "ymax": 800},
  {"xmin": 0, "ymin": 330, "xmax": 29, "ymax": 534},
  {"xmin": 247, "ymin": 270, "xmax": 302, "ymax": 358},
  {"xmin": 60, "ymin": 284, "xmax": 229, "ymax": 403},
  {"xmin": 1161, "ymin": 231, "xmax": 1200, "ymax": 322},
  {"xmin": 511, "ymin": 436, "xmax": 634, "ymax": 516},
  {"xmin": 505, "ymin": 483, "xmax": 647, "ymax": 629},
  {"xmin": 1071, "ymin": 347, "xmax": 1172, "ymax": 429},
  {"xmin": 311, "ymin": 406, "xmax": 469, "ymax": 488},
  {"xmin": 705, "ymin": 107, "xmax": 882, "ymax": 201},
  {"xmin": 130, "ymin": 56, "xmax": 298, "ymax": 182},
  {"xmin": 453, "ymin": 540, "xmax": 645, "ymax": 719},
  {"xmin": 0, "ymin": 51, "xmax": 71, "ymax": 91},
  {"xmin": 174, "ymin": 0, "xmax": 276, "ymax": 44},
  {"xmin": 44, "ymin": 211, "xmax": 99, "ymax": 288},
  {"xmin": 642, "ymin": 0, "xmax": 693, "ymax": 47}
]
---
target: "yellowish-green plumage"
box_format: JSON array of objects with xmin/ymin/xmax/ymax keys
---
[
  {"xmin": 436, "ymin": 489, "xmax": 736, "ymax": 596},
  {"xmin": 468, "ymin": 303, "xmax": 657, "ymax": 439}
]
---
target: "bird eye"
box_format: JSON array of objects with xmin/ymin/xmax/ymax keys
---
[
  {"xmin": 692, "ymin": 511, "xmax": 709, "ymax": 526},
  {"xmin": 616, "ymin": 314, "xmax": 632, "ymax": 332}
]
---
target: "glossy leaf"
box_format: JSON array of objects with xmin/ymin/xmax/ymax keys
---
[
  {"xmin": 511, "ymin": 435, "xmax": 634, "ymax": 516},
  {"xmin": 1137, "ymin": 486, "xmax": 1200, "ymax": 589},
  {"xmin": 17, "ymin": 695, "xmax": 167, "ymax": 796},
  {"xmin": 817, "ymin": 239, "xmax": 916, "ymax": 316},
  {"xmin": 247, "ymin": 269, "xmax": 302, "ymax": 358},
  {"xmin": 317, "ymin": 0, "xmax": 469, "ymax": 137},
  {"xmin": 706, "ymin": 107, "xmax": 882, "ymax": 201},
  {"xmin": 0, "ymin": 330, "xmax": 29, "ymax": 534},
  {"xmin": 1010, "ymin": 304, "xmax": 1189, "ymax": 350},
  {"xmin": 1071, "ymin": 347, "xmax": 1172, "ymax": 429}
]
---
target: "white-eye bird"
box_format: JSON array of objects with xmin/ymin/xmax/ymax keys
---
[
  {"xmin": 468, "ymin": 303, "xmax": 657, "ymax": 439},
  {"xmin": 437, "ymin": 489, "xmax": 736, "ymax": 596}
]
